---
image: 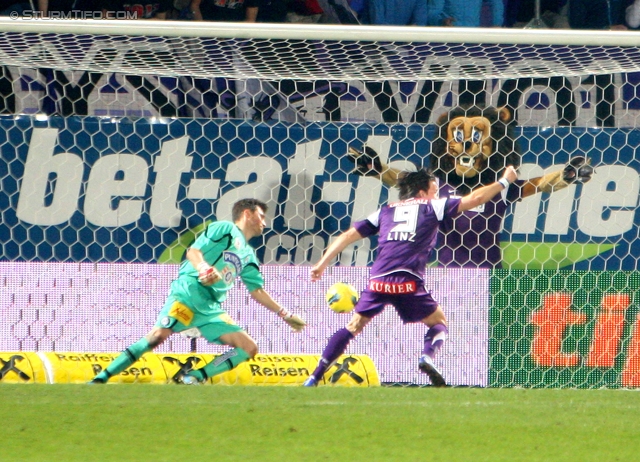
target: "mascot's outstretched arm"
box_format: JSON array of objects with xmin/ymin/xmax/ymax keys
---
[
  {"xmin": 520, "ymin": 156, "xmax": 594, "ymax": 197},
  {"xmin": 347, "ymin": 148, "xmax": 595, "ymax": 194}
]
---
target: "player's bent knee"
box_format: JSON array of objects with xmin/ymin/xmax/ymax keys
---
[
  {"xmin": 236, "ymin": 341, "xmax": 258, "ymax": 359},
  {"xmin": 237, "ymin": 338, "xmax": 258, "ymax": 357},
  {"xmin": 422, "ymin": 307, "xmax": 447, "ymax": 327},
  {"xmin": 221, "ymin": 332, "xmax": 258, "ymax": 357},
  {"xmin": 346, "ymin": 313, "xmax": 370, "ymax": 335},
  {"xmin": 246, "ymin": 342, "xmax": 258, "ymax": 358}
]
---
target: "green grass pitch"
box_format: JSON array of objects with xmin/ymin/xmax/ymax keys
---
[{"xmin": 2, "ymin": 384, "xmax": 640, "ymax": 461}]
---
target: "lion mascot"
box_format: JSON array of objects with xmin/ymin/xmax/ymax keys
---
[{"xmin": 348, "ymin": 105, "xmax": 594, "ymax": 268}]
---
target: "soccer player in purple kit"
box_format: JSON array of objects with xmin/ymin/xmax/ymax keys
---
[{"xmin": 303, "ymin": 165, "xmax": 518, "ymax": 387}]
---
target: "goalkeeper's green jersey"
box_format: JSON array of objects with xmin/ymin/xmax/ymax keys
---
[{"xmin": 172, "ymin": 221, "xmax": 264, "ymax": 311}]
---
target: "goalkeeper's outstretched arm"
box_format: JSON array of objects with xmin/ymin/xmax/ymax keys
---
[
  {"xmin": 250, "ymin": 288, "xmax": 307, "ymax": 333},
  {"xmin": 250, "ymin": 288, "xmax": 287, "ymax": 315}
]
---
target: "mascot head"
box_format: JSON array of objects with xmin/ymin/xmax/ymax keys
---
[{"xmin": 430, "ymin": 105, "xmax": 521, "ymax": 194}]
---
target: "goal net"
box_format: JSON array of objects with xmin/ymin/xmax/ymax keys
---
[{"xmin": 1, "ymin": 19, "xmax": 639, "ymax": 388}]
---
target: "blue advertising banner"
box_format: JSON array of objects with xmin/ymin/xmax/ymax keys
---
[{"xmin": 0, "ymin": 115, "xmax": 638, "ymax": 269}]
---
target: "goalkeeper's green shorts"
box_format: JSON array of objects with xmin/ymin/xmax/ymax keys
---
[{"xmin": 155, "ymin": 297, "xmax": 243, "ymax": 344}]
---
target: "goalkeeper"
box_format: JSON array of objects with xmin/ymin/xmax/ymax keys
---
[{"xmin": 90, "ymin": 198, "xmax": 306, "ymax": 385}]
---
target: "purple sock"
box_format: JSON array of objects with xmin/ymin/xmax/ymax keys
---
[
  {"xmin": 423, "ymin": 324, "xmax": 448, "ymax": 358},
  {"xmin": 311, "ymin": 328, "xmax": 355, "ymax": 380}
]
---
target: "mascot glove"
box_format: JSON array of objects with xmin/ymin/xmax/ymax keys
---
[
  {"xmin": 197, "ymin": 262, "xmax": 220, "ymax": 286},
  {"xmin": 562, "ymin": 156, "xmax": 594, "ymax": 184},
  {"xmin": 347, "ymin": 146, "xmax": 384, "ymax": 176},
  {"xmin": 278, "ymin": 308, "xmax": 307, "ymax": 333}
]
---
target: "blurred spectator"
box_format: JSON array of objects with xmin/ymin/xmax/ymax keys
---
[
  {"xmin": 2, "ymin": 0, "xmax": 104, "ymax": 16},
  {"xmin": 168, "ymin": 0, "xmax": 192, "ymax": 18},
  {"xmin": 100, "ymin": 0, "xmax": 173, "ymax": 121},
  {"xmin": 367, "ymin": 0, "xmax": 428, "ymax": 25},
  {"xmin": 190, "ymin": 0, "xmax": 260, "ymax": 21},
  {"xmin": 38, "ymin": 0, "xmax": 97, "ymax": 15},
  {"xmin": 257, "ymin": 0, "xmax": 291, "ymax": 22},
  {"xmin": 0, "ymin": 0, "xmax": 40, "ymax": 15},
  {"xmin": 504, "ymin": 0, "xmax": 568, "ymax": 28},
  {"xmin": 446, "ymin": 0, "xmax": 503, "ymax": 107},
  {"xmin": 627, "ymin": 0, "xmax": 640, "ymax": 28},
  {"xmin": 317, "ymin": 0, "xmax": 360, "ymax": 23},
  {"xmin": 569, "ymin": 0, "xmax": 628, "ymax": 30},
  {"xmin": 7, "ymin": 0, "xmax": 104, "ymax": 117},
  {"xmin": 103, "ymin": 0, "xmax": 173, "ymax": 19},
  {"xmin": 285, "ymin": 0, "xmax": 323, "ymax": 23},
  {"xmin": 443, "ymin": 0, "xmax": 503, "ymax": 27},
  {"xmin": 569, "ymin": 0, "xmax": 628, "ymax": 127}
]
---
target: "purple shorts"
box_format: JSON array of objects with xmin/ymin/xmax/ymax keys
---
[{"xmin": 355, "ymin": 274, "xmax": 439, "ymax": 323}]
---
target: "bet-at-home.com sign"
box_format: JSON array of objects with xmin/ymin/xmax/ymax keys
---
[{"xmin": 2, "ymin": 117, "xmax": 639, "ymax": 269}]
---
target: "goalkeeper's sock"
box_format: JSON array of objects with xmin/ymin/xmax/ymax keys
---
[
  {"xmin": 191, "ymin": 347, "xmax": 251, "ymax": 381},
  {"xmin": 423, "ymin": 324, "xmax": 448, "ymax": 358},
  {"xmin": 93, "ymin": 338, "xmax": 152, "ymax": 382},
  {"xmin": 311, "ymin": 328, "xmax": 354, "ymax": 380}
]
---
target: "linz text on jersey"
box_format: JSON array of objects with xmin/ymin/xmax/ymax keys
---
[{"xmin": 387, "ymin": 231, "xmax": 416, "ymax": 242}]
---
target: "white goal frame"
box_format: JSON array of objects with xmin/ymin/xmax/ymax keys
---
[
  {"xmin": 2, "ymin": 18, "xmax": 639, "ymax": 46},
  {"xmin": 2, "ymin": 19, "xmax": 640, "ymax": 81}
]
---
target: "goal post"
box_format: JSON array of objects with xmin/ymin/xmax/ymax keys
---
[
  {"xmin": 3, "ymin": 19, "xmax": 640, "ymax": 80},
  {"xmin": 1, "ymin": 19, "xmax": 640, "ymax": 388}
]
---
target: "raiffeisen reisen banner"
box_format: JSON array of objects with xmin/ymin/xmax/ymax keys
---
[
  {"xmin": 0, "ymin": 262, "xmax": 489, "ymax": 387},
  {"xmin": 1, "ymin": 115, "xmax": 639, "ymax": 270}
]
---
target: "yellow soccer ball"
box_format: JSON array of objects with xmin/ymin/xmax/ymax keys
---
[{"xmin": 326, "ymin": 282, "xmax": 359, "ymax": 313}]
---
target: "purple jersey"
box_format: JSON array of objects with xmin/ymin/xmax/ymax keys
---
[
  {"xmin": 437, "ymin": 180, "xmax": 524, "ymax": 268},
  {"xmin": 354, "ymin": 196, "xmax": 462, "ymax": 279}
]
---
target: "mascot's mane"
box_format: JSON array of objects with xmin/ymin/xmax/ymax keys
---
[{"xmin": 429, "ymin": 105, "xmax": 521, "ymax": 196}]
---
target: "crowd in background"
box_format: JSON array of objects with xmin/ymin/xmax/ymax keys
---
[
  {"xmin": 1, "ymin": 0, "xmax": 640, "ymax": 127},
  {"xmin": 3, "ymin": 0, "xmax": 639, "ymax": 30}
]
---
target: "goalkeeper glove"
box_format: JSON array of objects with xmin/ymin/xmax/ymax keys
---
[
  {"xmin": 197, "ymin": 261, "xmax": 220, "ymax": 286},
  {"xmin": 278, "ymin": 308, "xmax": 307, "ymax": 333}
]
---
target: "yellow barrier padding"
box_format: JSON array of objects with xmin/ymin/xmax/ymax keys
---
[
  {"xmin": 0, "ymin": 352, "xmax": 47, "ymax": 383},
  {"xmin": 42, "ymin": 352, "xmax": 168, "ymax": 384},
  {"xmin": 0, "ymin": 352, "xmax": 380, "ymax": 386},
  {"xmin": 211, "ymin": 353, "xmax": 380, "ymax": 387}
]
